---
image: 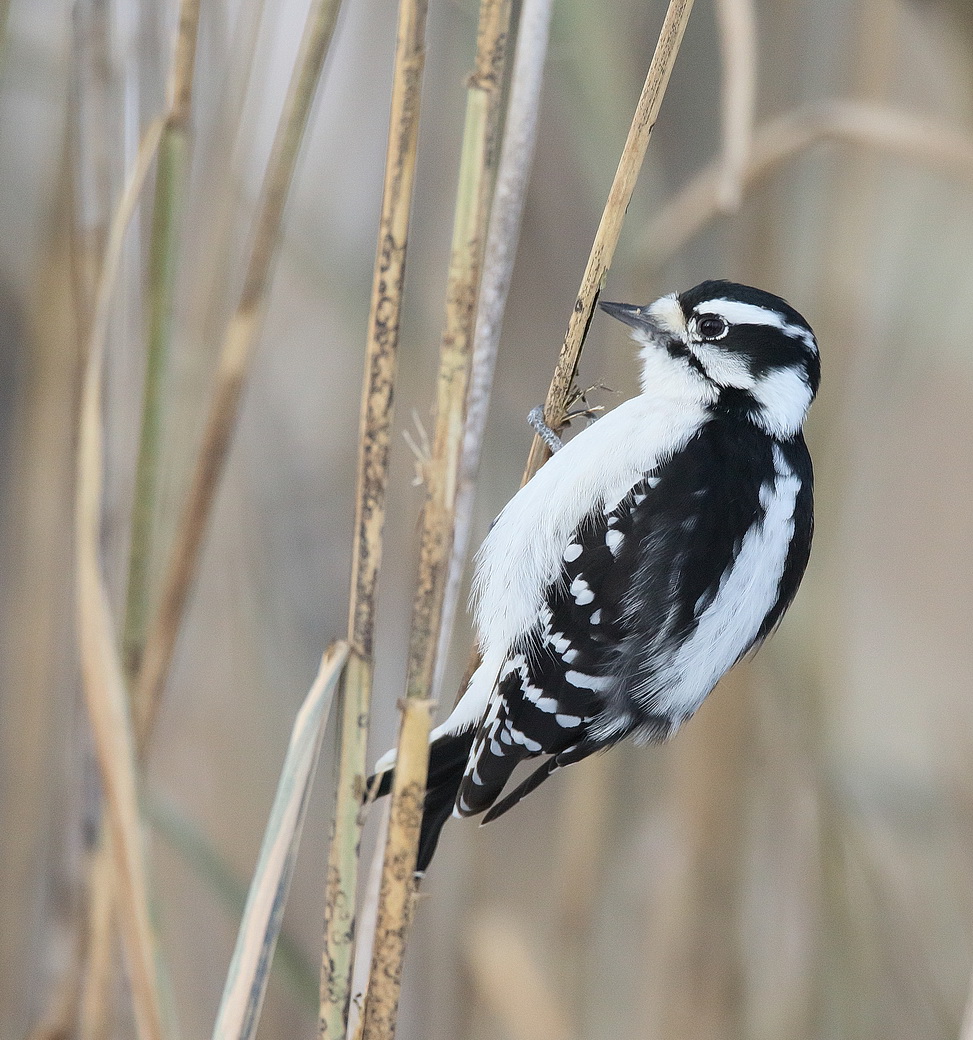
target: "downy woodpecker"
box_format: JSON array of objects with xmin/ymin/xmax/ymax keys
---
[{"xmin": 374, "ymin": 280, "xmax": 819, "ymax": 873}]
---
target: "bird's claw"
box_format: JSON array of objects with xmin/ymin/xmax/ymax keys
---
[{"xmin": 527, "ymin": 406, "xmax": 563, "ymax": 453}]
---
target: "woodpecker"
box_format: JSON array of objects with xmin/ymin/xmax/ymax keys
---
[{"xmin": 374, "ymin": 280, "xmax": 819, "ymax": 873}]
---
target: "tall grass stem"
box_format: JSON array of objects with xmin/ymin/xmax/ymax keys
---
[
  {"xmin": 433, "ymin": 0, "xmax": 554, "ymax": 705},
  {"xmin": 358, "ymin": 1, "xmax": 514, "ymax": 1035},
  {"xmin": 318, "ymin": 0, "xmax": 429, "ymax": 1035},
  {"xmin": 134, "ymin": 0, "xmax": 345, "ymax": 753},
  {"xmin": 122, "ymin": 0, "xmax": 201, "ymax": 686},
  {"xmin": 75, "ymin": 117, "xmax": 168, "ymax": 1040}
]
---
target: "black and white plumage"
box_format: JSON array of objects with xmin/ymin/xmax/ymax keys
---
[{"xmin": 373, "ymin": 280, "xmax": 820, "ymax": 872}]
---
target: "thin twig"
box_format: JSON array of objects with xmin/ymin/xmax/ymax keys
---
[
  {"xmin": 640, "ymin": 100, "xmax": 973, "ymax": 269},
  {"xmin": 75, "ymin": 116, "xmax": 167, "ymax": 1040},
  {"xmin": 522, "ymin": 0, "xmax": 696, "ymax": 483},
  {"xmin": 713, "ymin": 0, "xmax": 756, "ymax": 210},
  {"xmin": 134, "ymin": 0, "xmax": 346, "ymax": 754},
  {"xmin": 358, "ymin": 2, "xmax": 514, "ymax": 1037},
  {"xmin": 433, "ymin": 0, "xmax": 554, "ymax": 705},
  {"xmin": 318, "ymin": 0, "xmax": 429, "ymax": 1035},
  {"xmin": 123, "ymin": 0, "xmax": 202, "ymax": 686}
]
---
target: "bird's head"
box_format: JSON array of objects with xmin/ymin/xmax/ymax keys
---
[{"xmin": 600, "ymin": 280, "xmax": 820, "ymax": 439}]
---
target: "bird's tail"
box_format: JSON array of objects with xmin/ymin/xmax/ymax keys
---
[{"xmin": 367, "ymin": 728, "xmax": 476, "ymax": 873}]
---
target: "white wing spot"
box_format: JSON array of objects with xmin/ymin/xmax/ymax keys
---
[
  {"xmin": 522, "ymin": 683, "xmax": 544, "ymax": 704},
  {"xmin": 570, "ymin": 576, "xmax": 594, "ymax": 605},
  {"xmin": 556, "ymin": 713, "xmax": 582, "ymax": 727},
  {"xmin": 562, "ymin": 648, "xmax": 578, "ymax": 663},
  {"xmin": 605, "ymin": 528, "xmax": 624, "ymax": 555},
  {"xmin": 508, "ymin": 729, "xmax": 542, "ymax": 752},
  {"xmin": 565, "ymin": 670, "xmax": 611, "ymax": 691},
  {"xmin": 646, "ymin": 475, "xmax": 661, "ymax": 488},
  {"xmin": 547, "ymin": 631, "xmax": 571, "ymax": 654},
  {"xmin": 590, "ymin": 609, "xmax": 602, "ymax": 624},
  {"xmin": 633, "ymin": 492, "xmax": 647, "ymax": 504},
  {"xmin": 563, "ymin": 542, "xmax": 583, "ymax": 562}
]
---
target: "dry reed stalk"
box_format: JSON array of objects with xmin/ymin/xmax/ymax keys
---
[
  {"xmin": 317, "ymin": 1, "xmax": 428, "ymax": 1036},
  {"xmin": 68, "ymin": 0, "xmax": 112, "ymax": 353},
  {"xmin": 142, "ymin": 792, "xmax": 320, "ymax": 1009},
  {"xmin": 77, "ymin": 9, "xmax": 202, "ymax": 1031},
  {"xmin": 211, "ymin": 641, "xmax": 349, "ymax": 1040},
  {"xmin": 75, "ymin": 116, "xmax": 167, "ymax": 1040},
  {"xmin": 401, "ymin": 0, "xmax": 512, "ymax": 703},
  {"xmin": 344, "ymin": 800, "xmax": 390, "ymax": 1040},
  {"xmin": 464, "ymin": 909, "xmax": 573, "ymax": 1040},
  {"xmin": 555, "ymin": 754, "xmax": 611, "ymax": 938},
  {"xmin": 134, "ymin": 0, "xmax": 345, "ymax": 754},
  {"xmin": 713, "ymin": 0, "xmax": 756, "ymax": 210},
  {"xmin": 652, "ymin": 667, "xmax": 751, "ymax": 1040},
  {"xmin": 123, "ymin": 0, "xmax": 202, "ymax": 685},
  {"xmin": 357, "ymin": 696, "xmax": 435, "ymax": 1040},
  {"xmin": 640, "ymin": 100, "xmax": 973, "ymax": 268},
  {"xmin": 78, "ymin": 839, "xmax": 117, "ymax": 1040},
  {"xmin": 522, "ymin": 0, "xmax": 696, "ymax": 483},
  {"xmin": 64, "ymin": 14, "xmax": 116, "ymax": 1031},
  {"xmin": 356, "ymin": 4, "xmax": 513, "ymax": 1037},
  {"xmin": 433, "ymin": 0, "xmax": 554, "ymax": 704},
  {"xmin": 451, "ymin": 6, "xmax": 696, "ymax": 1024},
  {"xmin": 550, "ymin": 754, "xmax": 612, "ymax": 1027}
]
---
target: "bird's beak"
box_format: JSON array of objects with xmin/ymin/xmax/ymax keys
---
[
  {"xmin": 601, "ymin": 295, "xmax": 686, "ymax": 339},
  {"xmin": 599, "ymin": 300, "xmax": 649, "ymax": 330}
]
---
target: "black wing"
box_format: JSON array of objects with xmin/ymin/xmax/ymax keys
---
[
  {"xmin": 455, "ymin": 469, "xmax": 669, "ymax": 821},
  {"xmin": 456, "ymin": 420, "xmax": 813, "ymax": 823}
]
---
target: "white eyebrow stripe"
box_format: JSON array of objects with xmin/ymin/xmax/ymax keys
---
[{"xmin": 696, "ymin": 299, "xmax": 816, "ymax": 350}]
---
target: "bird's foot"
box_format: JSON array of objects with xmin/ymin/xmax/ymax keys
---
[{"xmin": 527, "ymin": 406, "xmax": 563, "ymax": 453}]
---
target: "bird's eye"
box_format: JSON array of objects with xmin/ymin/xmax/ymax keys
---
[{"xmin": 696, "ymin": 314, "xmax": 729, "ymax": 340}]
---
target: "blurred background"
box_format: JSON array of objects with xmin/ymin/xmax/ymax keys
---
[{"xmin": 3, "ymin": 0, "xmax": 973, "ymax": 1038}]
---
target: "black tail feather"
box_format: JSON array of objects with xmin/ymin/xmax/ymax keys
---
[
  {"xmin": 480, "ymin": 756, "xmax": 560, "ymax": 824},
  {"xmin": 370, "ymin": 769, "xmax": 394, "ymax": 799},
  {"xmin": 366, "ymin": 729, "xmax": 476, "ymax": 873},
  {"xmin": 416, "ymin": 773, "xmax": 462, "ymax": 873},
  {"xmin": 480, "ymin": 737, "xmax": 608, "ymax": 825}
]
